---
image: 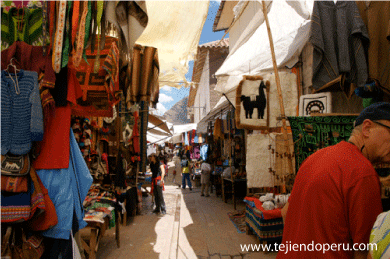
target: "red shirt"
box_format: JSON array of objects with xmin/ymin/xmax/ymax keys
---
[{"xmin": 277, "ymin": 141, "xmax": 382, "ymax": 259}]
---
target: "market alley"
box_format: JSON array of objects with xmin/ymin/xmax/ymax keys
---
[{"xmin": 93, "ymin": 180, "xmax": 277, "ymax": 259}]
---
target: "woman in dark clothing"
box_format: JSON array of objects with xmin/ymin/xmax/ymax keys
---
[{"xmin": 149, "ymin": 153, "xmax": 166, "ymax": 214}]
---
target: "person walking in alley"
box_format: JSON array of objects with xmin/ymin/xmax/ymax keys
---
[
  {"xmin": 200, "ymin": 159, "xmax": 212, "ymax": 197},
  {"xmin": 277, "ymin": 102, "xmax": 390, "ymax": 259},
  {"xmin": 181, "ymin": 155, "xmax": 192, "ymax": 190},
  {"xmin": 149, "ymin": 153, "xmax": 166, "ymax": 215},
  {"xmin": 172, "ymin": 152, "xmax": 181, "ymax": 184}
]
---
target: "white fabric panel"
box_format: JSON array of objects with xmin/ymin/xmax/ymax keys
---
[
  {"xmin": 246, "ymin": 133, "xmax": 273, "ymax": 188},
  {"xmin": 136, "ymin": 1, "xmax": 209, "ymax": 88},
  {"xmin": 215, "ymin": 0, "xmax": 313, "ymax": 95},
  {"xmin": 263, "ymin": 71, "xmax": 298, "ymax": 127}
]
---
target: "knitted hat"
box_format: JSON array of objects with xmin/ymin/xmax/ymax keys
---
[{"xmin": 354, "ymin": 102, "xmax": 390, "ymax": 127}]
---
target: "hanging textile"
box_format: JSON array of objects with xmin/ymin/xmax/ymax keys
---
[
  {"xmin": 200, "ymin": 144, "xmax": 209, "ymax": 161},
  {"xmin": 130, "ymin": 111, "xmax": 140, "ymax": 154},
  {"xmin": 139, "ymin": 101, "xmax": 149, "ymax": 172},
  {"xmin": 1, "ymin": 70, "xmax": 43, "ymax": 155},
  {"xmin": 1, "ymin": 41, "xmax": 55, "ymax": 89},
  {"xmin": 213, "ymin": 118, "xmax": 223, "ymax": 140},
  {"xmin": 310, "ymin": 1, "xmax": 369, "ymax": 96},
  {"xmin": 36, "ymin": 130, "xmax": 93, "ymax": 240},
  {"xmin": 288, "ymin": 116, "xmax": 357, "ymax": 170},
  {"xmin": 126, "ymin": 44, "xmax": 159, "ymax": 109},
  {"xmin": 68, "ymin": 36, "xmax": 120, "ymax": 117},
  {"xmin": 184, "ymin": 132, "xmax": 189, "ymax": 146},
  {"xmin": 33, "ymin": 105, "xmax": 72, "ymax": 170},
  {"xmin": 356, "ymin": 2, "xmax": 390, "ymax": 93},
  {"xmin": 1, "ymin": 6, "xmax": 46, "ymax": 51}
]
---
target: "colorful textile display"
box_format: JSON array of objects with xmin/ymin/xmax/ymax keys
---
[
  {"xmin": 288, "ymin": 116, "xmax": 357, "ymax": 170},
  {"xmin": 68, "ymin": 36, "xmax": 120, "ymax": 117},
  {"xmin": 245, "ymin": 204, "xmax": 284, "ymax": 242}
]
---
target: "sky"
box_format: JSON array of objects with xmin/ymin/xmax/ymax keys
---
[{"xmin": 153, "ymin": 0, "xmax": 226, "ymax": 116}]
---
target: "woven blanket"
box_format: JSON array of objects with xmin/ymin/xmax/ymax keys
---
[
  {"xmin": 244, "ymin": 197, "xmax": 282, "ymax": 220},
  {"xmin": 287, "ymin": 116, "xmax": 357, "ymax": 170},
  {"xmin": 245, "ymin": 205, "xmax": 283, "ymax": 242},
  {"xmin": 68, "ymin": 36, "xmax": 120, "ymax": 117}
]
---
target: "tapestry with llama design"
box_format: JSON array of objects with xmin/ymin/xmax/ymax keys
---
[{"xmin": 235, "ymin": 75, "xmax": 270, "ymax": 130}]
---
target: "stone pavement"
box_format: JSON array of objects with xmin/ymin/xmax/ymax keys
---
[{"xmin": 94, "ymin": 173, "xmax": 278, "ymax": 259}]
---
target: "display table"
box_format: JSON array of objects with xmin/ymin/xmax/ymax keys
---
[
  {"xmin": 244, "ymin": 197, "xmax": 283, "ymax": 250},
  {"xmin": 222, "ymin": 178, "xmax": 247, "ymax": 210},
  {"xmin": 81, "ymin": 212, "xmax": 120, "ymax": 259}
]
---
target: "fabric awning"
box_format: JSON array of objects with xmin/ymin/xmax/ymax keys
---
[
  {"xmin": 148, "ymin": 114, "xmax": 171, "ymax": 135},
  {"xmin": 197, "ymin": 96, "xmax": 232, "ymax": 133},
  {"xmin": 136, "ymin": 1, "xmax": 209, "ymax": 88},
  {"xmin": 215, "ymin": 0, "xmax": 314, "ymax": 102}
]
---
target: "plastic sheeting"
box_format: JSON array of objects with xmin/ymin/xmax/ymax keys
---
[
  {"xmin": 215, "ymin": 0, "xmax": 314, "ymax": 102},
  {"xmin": 136, "ymin": 1, "xmax": 209, "ymax": 88}
]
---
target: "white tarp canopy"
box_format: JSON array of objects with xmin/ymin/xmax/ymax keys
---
[
  {"xmin": 215, "ymin": 0, "xmax": 314, "ymax": 104},
  {"xmin": 168, "ymin": 123, "xmax": 198, "ymax": 144},
  {"xmin": 147, "ymin": 123, "xmax": 197, "ymax": 145},
  {"xmin": 136, "ymin": 1, "xmax": 209, "ymax": 88}
]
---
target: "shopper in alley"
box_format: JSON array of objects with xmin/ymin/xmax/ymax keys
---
[
  {"xmin": 278, "ymin": 102, "xmax": 390, "ymax": 259},
  {"xmin": 149, "ymin": 153, "xmax": 166, "ymax": 215},
  {"xmin": 200, "ymin": 158, "xmax": 212, "ymax": 197},
  {"xmin": 181, "ymin": 155, "xmax": 192, "ymax": 191}
]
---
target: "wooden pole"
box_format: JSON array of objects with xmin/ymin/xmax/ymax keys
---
[{"xmin": 261, "ymin": 1, "xmax": 294, "ymax": 177}]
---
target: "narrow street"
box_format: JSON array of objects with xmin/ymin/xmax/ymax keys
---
[{"xmin": 92, "ymin": 173, "xmax": 277, "ymax": 259}]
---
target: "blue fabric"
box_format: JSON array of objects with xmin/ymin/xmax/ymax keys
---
[
  {"xmin": 200, "ymin": 145, "xmax": 209, "ymax": 161},
  {"xmin": 37, "ymin": 129, "xmax": 93, "ymax": 240},
  {"xmin": 1, "ymin": 70, "xmax": 43, "ymax": 155},
  {"xmin": 182, "ymin": 173, "xmax": 192, "ymax": 189},
  {"xmin": 194, "ymin": 134, "xmax": 199, "ymax": 144},
  {"xmin": 184, "ymin": 132, "xmax": 189, "ymax": 146}
]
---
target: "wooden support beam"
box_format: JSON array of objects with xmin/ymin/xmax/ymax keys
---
[{"xmin": 262, "ymin": 1, "xmax": 294, "ymax": 179}]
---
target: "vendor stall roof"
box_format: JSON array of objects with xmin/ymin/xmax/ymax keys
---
[
  {"xmin": 197, "ymin": 96, "xmax": 231, "ymax": 134},
  {"xmin": 214, "ymin": 0, "xmax": 314, "ymax": 105},
  {"xmin": 148, "ymin": 114, "xmax": 171, "ymax": 135}
]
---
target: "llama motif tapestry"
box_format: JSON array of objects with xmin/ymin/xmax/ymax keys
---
[
  {"xmin": 236, "ymin": 72, "xmax": 299, "ymax": 129},
  {"xmin": 299, "ymin": 92, "xmax": 332, "ymax": 116},
  {"xmin": 235, "ymin": 76, "xmax": 270, "ymax": 130}
]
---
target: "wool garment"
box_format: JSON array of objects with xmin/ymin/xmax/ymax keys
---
[
  {"xmin": 356, "ymin": 1, "xmax": 390, "ymax": 93},
  {"xmin": 33, "ymin": 105, "xmax": 71, "ymax": 170},
  {"xmin": 1, "ymin": 41, "xmax": 56, "ymax": 89},
  {"xmin": 1, "ymin": 70, "xmax": 43, "ymax": 155},
  {"xmin": 310, "ymin": 1, "xmax": 369, "ymax": 92},
  {"xmin": 1, "ymin": 7, "xmax": 45, "ymax": 51}
]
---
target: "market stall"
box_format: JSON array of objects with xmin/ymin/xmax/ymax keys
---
[{"xmin": 0, "ymin": 1, "xmax": 209, "ymax": 258}]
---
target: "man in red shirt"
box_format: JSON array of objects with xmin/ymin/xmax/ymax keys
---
[{"xmin": 277, "ymin": 102, "xmax": 390, "ymax": 259}]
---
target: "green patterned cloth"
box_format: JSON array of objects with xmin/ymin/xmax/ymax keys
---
[
  {"xmin": 288, "ymin": 116, "xmax": 357, "ymax": 170},
  {"xmin": 1, "ymin": 7, "xmax": 48, "ymax": 51}
]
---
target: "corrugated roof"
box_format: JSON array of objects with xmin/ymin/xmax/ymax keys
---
[{"xmin": 188, "ymin": 39, "xmax": 229, "ymax": 107}]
